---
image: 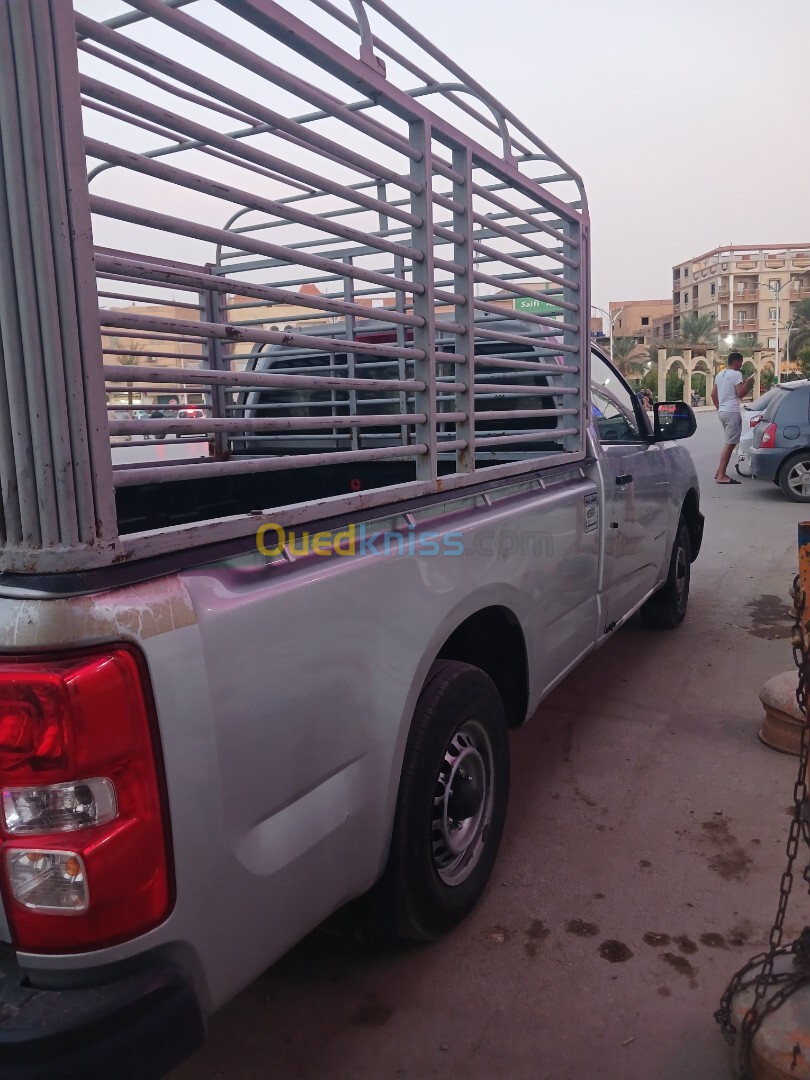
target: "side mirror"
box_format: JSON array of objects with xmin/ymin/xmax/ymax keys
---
[{"xmin": 653, "ymin": 401, "xmax": 697, "ymax": 441}]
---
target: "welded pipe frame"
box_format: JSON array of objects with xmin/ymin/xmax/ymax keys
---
[{"xmin": 0, "ymin": 0, "xmax": 589, "ymax": 572}]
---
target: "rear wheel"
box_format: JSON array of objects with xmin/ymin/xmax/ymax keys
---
[
  {"xmin": 373, "ymin": 660, "xmax": 510, "ymax": 942},
  {"xmin": 778, "ymin": 453, "xmax": 810, "ymax": 502},
  {"xmin": 641, "ymin": 517, "xmax": 690, "ymax": 630}
]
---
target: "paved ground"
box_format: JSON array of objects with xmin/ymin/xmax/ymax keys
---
[{"xmin": 172, "ymin": 413, "xmax": 809, "ymax": 1080}]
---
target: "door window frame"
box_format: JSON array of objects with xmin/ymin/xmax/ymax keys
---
[{"xmin": 590, "ymin": 349, "xmax": 650, "ymax": 444}]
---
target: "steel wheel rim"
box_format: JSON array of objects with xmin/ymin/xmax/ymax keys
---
[
  {"xmin": 431, "ymin": 720, "xmax": 494, "ymax": 886},
  {"xmin": 788, "ymin": 462, "xmax": 810, "ymax": 496}
]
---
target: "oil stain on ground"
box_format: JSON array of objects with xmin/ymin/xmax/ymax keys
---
[
  {"xmin": 525, "ymin": 919, "xmax": 550, "ymax": 959},
  {"xmin": 699, "ymin": 818, "xmax": 753, "ymax": 881},
  {"xmin": 643, "ymin": 932, "xmax": 671, "ymax": 947},
  {"xmin": 599, "ymin": 940, "xmax": 633, "ymax": 963},
  {"xmin": 526, "ymin": 919, "xmax": 550, "ymax": 942},
  {"xmin": 566, "ymin": 919, "xmax": 600, "ymax": 938},
  {"xmin": 700, "ymin": 932, "xmax": 729, "ymax": 949},
  {"xmin": 661, "ymin": 953, "xmax": 697, "ymax": 980},
  {"xmin": 673, "ymin": 935, "xmax": 698, "ymax": 955},
  {"xmin": 746, "ymin": 594, "xmax": 794, "ymax": 639}
]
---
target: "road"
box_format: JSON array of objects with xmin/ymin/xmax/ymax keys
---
[{"xmin": 171, "ymin": 412, "xmax": 808, "ymax": 1080}]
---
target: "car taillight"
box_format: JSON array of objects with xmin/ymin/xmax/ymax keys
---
[
  {"xmin": 0, "ymin": 647, "xmax": 172, "ymax": 952},
  {"xmin": 751, "ymin": 414, "xmax": 763, "ymax": 428},
  {"xmin": 760, "ymin": 423, "xmax": 777, "ymax": 448}
]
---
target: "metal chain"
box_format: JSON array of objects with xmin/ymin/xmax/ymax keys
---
[{"xmin": 714, "ymin": 575, "xmax": 810, "ymax": 1078}]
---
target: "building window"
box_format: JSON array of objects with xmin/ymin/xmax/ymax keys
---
[
  {"xmin": 768, "ymin": 338, "xmax": 777, "ymax": 349},
  {"xmin": 711, "ymin": 284, "xmax": 716, "ymax": 296},
  {"xmin": 769, "ymin": 279, "xmax": 780, "ymax": 290},
  {"xmin": 768, "ymin": 307, "xmax": 777, "ymax": 320},
  {"xmin": 641, "ymin": 316, "xmax": 649, "ymax": 326},
  {"xmin": 684, "ymin": 268, "xmax": 689, "ymax": 279},
  {"xmin": 683, "ymin": 292, "xmax": 689, "ymax": 304}
]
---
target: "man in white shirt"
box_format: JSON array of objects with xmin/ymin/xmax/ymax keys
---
[{"xmin": 711, "ymin": 351, "xmax": 755, "ymax": 484}]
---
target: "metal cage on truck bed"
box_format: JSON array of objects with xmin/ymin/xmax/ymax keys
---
[{"xmin": 0, "ymin": 0, "xmax": 589, "ymax": 575}]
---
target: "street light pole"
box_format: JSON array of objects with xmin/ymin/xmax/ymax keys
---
[
  {"xmin": 763, "ymin": 278, "xmax": 794, "ymax": 381},
  {"xmin": 591, "ymin": 305, "xmax": 624, "ymax": 358},
  {"xmin": 785, "ymin": 321, "xmax": 794, "ymax": 371}
]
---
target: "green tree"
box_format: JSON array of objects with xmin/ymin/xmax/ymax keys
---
[
  {"xmin": 678, "ymin": 312, "xmax": 718, "ymax": 351},
  {"xmin": 786, "ymin": 300, "xmax": 810, "ymax": 364},
  {"xmin": 666, "ymin": 370, "xmax": 684, "ymax": 401},
  {"xmin": 610, "ymin": 336, "xmax": 643, "ymax": 380},
  {"xmin": 796, "ymin": 344, "xmax": 810, "ymax": 381}
]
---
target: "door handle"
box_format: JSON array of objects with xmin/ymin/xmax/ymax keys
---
[{"xmin": 615, "ymin": 473, "xmax": 633, "ymax": 485}]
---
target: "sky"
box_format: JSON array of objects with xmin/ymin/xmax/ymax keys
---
[
  {"xmin": 81, "ymin": 0, "xmax": 810, "ymax": 315},
  {"xmin": 404, "ymin": 0, "xmax": 810, "ymax": 309}
]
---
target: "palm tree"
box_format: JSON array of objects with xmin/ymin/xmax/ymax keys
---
[
  {"xmin": 677, "ymin": 312, "xmax": 718, "ymax": 353},
  {"xmin": 608, "ymin": 336, "xmax": 643, "ymax": 381},
  {"xmin": 786, "ymin": 300, "xmax": 810, "ymax": 365}
]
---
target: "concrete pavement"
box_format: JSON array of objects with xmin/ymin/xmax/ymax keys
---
[{"xmin": 172, "ymin": 413, "xmax": 809, "ymax": 1080}]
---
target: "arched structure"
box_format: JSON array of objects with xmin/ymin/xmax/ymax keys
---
[{"xmin": 657, "ymin": 348, "xmax": 717, "ymax": 404}]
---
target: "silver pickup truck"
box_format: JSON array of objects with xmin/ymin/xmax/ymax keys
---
[{"xmin": 0, "ymin": 3, "xmax": 701, "ymax": 1077}]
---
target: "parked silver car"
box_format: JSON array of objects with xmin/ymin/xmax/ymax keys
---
[{"xmin": 750, "ymin": 382, "xmax": 810, "ymax": 499}]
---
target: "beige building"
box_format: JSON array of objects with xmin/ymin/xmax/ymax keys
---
[
  {"xmin": 609, "ymin": 299, "xmax": 673, "ymax": 345},
  {"xmin": 101, "ymin": 301, "xmax": 205, "ymax": 406},
  {"xmin": 671, "ymin": 244, "xmax": 810, "ymax": 353}
]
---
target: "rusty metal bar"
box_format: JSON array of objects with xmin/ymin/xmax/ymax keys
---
[{"xmin": 113, "ymin": 443, "xmax": 428, "ymax": 487}]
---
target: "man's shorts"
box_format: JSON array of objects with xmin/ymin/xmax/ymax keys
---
[{"xmin": 718, "ymin": 411, "xmax": 742, "ymax": 445}]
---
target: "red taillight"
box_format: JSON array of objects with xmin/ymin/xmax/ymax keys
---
[
  {"xmin": 0, "ymin": 647, "xmax": 172, "ymax": 952},
  {"xmin": 760, "ymin": 423, "xmax": 777, "ymax": 448}
]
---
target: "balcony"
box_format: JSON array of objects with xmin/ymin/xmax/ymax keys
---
[
  {"xmin": 734, "ymin": 319, "xmax": 758, "ymax": 332},
  {"xmin": 718, "ymin": 321, "xmax": 730, "ymax": 333},
  {"xmin": 718, "ymin": 291, "xmax": 730, "ymax": 302},
  {"xmin": 732, "ymin": 290, "xmax": 759, "ymax": 303}
]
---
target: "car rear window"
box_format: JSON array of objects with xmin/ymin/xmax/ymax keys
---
[{"xmin": 763, "ymin": 389, "xmax": 790, "ymax": 423}]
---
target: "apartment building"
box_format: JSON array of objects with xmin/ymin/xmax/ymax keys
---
[
  {"xmin": 671, "ymin": 244, "xmax": 810, "ymax": 351},
  {"xmin": 608, "ymin": 299, "xmax": 673, "ymax": 344}
]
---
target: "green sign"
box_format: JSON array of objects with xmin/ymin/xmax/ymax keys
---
[{"xmin": 514, "ymin": 295, "xmax": 558, "ymax": 315}]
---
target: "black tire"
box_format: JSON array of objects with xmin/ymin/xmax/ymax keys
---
[
  {"xmin": 778, "ymin": 453, "xmax": 810, "ymax": 502},
  {"xmin": 373, "ymin": 660, "xmax": 510, "ymax": 942},
  {"xmin": 640, "ymin": 516, "xmax": 691, "ymax": 630}
]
